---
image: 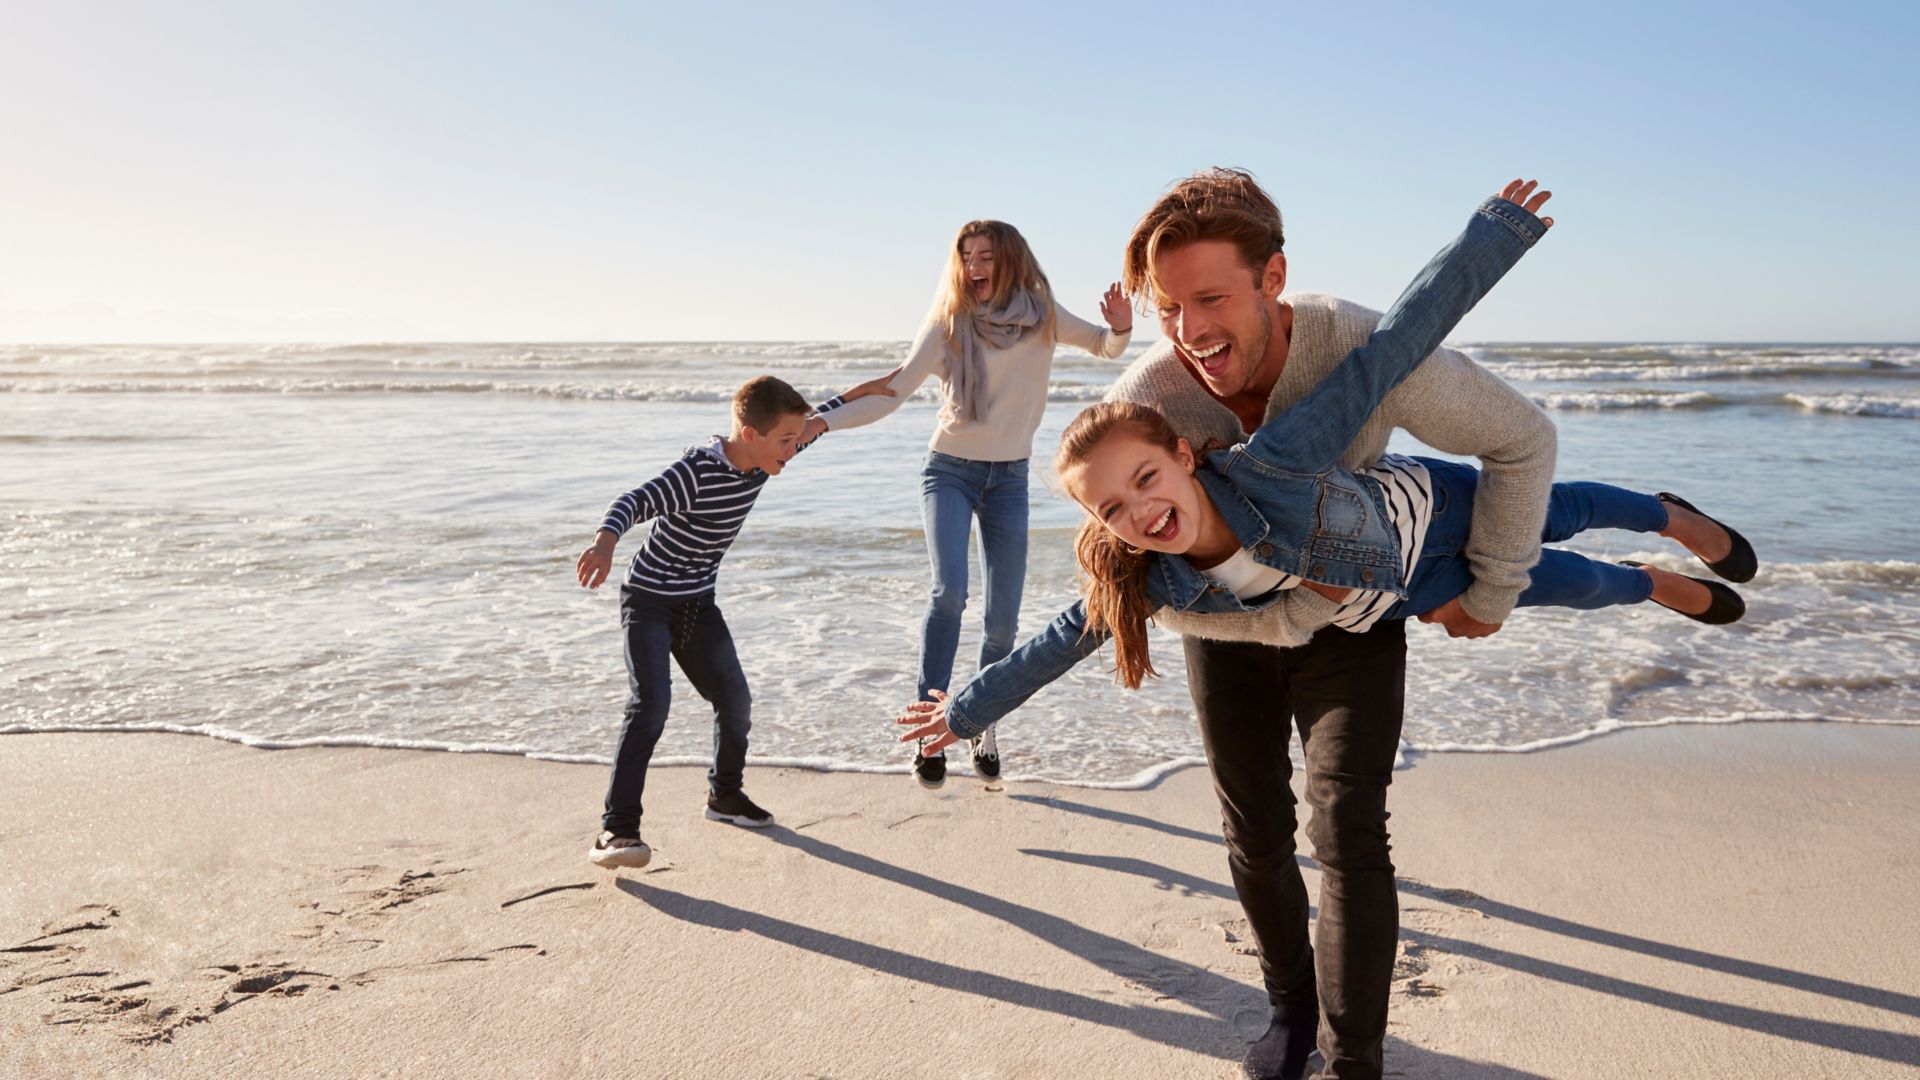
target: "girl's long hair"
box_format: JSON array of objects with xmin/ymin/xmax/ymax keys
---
[
  {"xmin": 1056, "ymin": 401, "xmax": 1189, "ymax": 690},
  {"xmin": 935, "ymin": 220, "xmax": 1053, "ymax": 331}
]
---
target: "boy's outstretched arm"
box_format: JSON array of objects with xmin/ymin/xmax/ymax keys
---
[{"xmin": 574, "ymin": 458, "xmax": 700, "ymax": 589}]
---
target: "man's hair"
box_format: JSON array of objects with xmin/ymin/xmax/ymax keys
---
[
  {"xmin": 732, "ymin": 375, "xmax": 812, "ymax": 434},
  {"xmin": 1122, "ymin": 167, "xmax": 1286, "ymax": 308}
]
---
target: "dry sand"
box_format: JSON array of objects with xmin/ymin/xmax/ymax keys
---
[{"xmin": 4, "ymin": 723, "xmax": 1918, "ymax": 1078}]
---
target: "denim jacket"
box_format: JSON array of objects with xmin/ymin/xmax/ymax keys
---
[{"xmin": 942, "ymin": 196, "xmax": 1549, "ymax": 740}]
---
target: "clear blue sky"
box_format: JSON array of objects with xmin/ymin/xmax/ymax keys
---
[{"xmin": 2, "ymin": 1, "xmax": 1913, "ymax": 343}]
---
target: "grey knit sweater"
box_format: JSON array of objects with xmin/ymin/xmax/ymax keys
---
[{"xmin": 1105, "ymin": 292, "xmax": 1558, "ymax": 646}]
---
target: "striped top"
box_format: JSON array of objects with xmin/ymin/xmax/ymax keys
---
[
  {"xmin": 600, "ymin": 400, "xmax": 840, "ymax": 597},
  {"xmin": 1196, "ymin": 454, "xmax": 1435, "ymax": 633}
]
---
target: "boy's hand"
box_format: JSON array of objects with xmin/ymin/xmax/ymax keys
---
[
  {"xmin": 1098, "ymin": 283, "xmax": 1132, "ymax": 333},
  {"xmin": 1497, "ymin": 178, "xmax": 1555, "ymax": 228},
  {"xmin": 896, "ymin": 690, "xmax": 960, "ymax": 755},
  {"xmin": 576, "ymin": 532, "xmax": 617, "ymax": 589},
  {"xmin": 844, "ymin": 365, "xmax": 904, "ymax": 402}
]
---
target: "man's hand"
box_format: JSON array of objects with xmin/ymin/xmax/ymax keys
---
[
  {"xmin": 576, "ymin": 531, "xmax": 617, "ymax": 589},
  {"xmin": 801, "ymin": 416, "xmax": 829, "ymax": 443},
  {"xmin": 1417, "ymin": 597, "xmax": 1502, "ymax": 639},
  {"xmin": 1098, "ymin": 282, "xmax": 1132, "ymax": 333},
  {"xmin": 896, "ymin": 690, "xmax": 960, "ymax": 755}
]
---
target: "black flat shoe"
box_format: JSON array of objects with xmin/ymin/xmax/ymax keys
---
[
  {"xmin": 1657, "ymin": 492, "xmax": 1757, "ymax": 583},
  {"xmin": 1623, "ymin": 561, "xmax": 1747, "ymax": 625}
]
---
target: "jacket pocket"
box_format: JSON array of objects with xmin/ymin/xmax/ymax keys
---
[{"xmin": 1314, "ymin": 484, "xmax": 1367, "ymax": 539}]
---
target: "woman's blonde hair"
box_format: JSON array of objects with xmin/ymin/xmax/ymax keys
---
[
  {"xmin": 1055, "ymin": 401, "xmax": 1192, "ymax": 690},
  {"xmin": 936, "ymin": 220, "xmax": 1053, "ymax": 330}
]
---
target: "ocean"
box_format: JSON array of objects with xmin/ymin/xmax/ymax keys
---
[{"xmin": 4, "ymin": 339, "xmax": 1918, "ymax": 787}]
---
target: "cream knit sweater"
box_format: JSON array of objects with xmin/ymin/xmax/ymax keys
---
[
  {"xmin": 821, "ymin": 301, "xmax": 1130, "ymax": 462},
  {"xmin": 1107, "ymin": 292, "xmax": 1558, "ymax": 644}
]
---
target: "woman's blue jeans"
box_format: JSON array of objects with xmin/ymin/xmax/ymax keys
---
[
  {"xmin": 917, "ymin": 451, "xmax": 1029, "ymax": 720},
  {"xmin": 1390, "ymin": 458, "xmax": 1665, "ymax": 619}
]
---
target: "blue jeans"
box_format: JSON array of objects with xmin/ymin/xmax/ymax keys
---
[
  {"xmin": 918, "ymin": 452, "xmax": 1029, "ymax": 726},
  {"xmin": 1389, "ymin": 458, "xmax": 1664, "ymax": 619},
  {"xmin": 602, "ymin": 586, "xmax": 752, "ymax": 834}
]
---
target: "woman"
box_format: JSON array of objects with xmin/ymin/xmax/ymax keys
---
[{"xmin": 817, "ymin": 220, "xmax": 1133, "ymax": 786}]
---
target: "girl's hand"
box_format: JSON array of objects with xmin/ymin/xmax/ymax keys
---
[
  {"xmin": 1498, "ymin": 178, "xmax": 1555, "ymax": 228},
  {"xmin": 896, "ymin": 689, "xmax": 960, "ymax": 754},
  {"xmin": 1098, "ymin": 283, "xmax": 1132, "ymax": 334},
  {"xmin": 844, "ymin": 365, "xmax": 903, "ymax": 402}
]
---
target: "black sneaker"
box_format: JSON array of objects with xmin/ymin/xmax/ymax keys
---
[
  {"xmin": 587, "ymin": 829, "xmax": 652, "ymax": 870},
  {"xmin": 970, "ymin": 725, "xmax": 1001, "ymax": 781},
  {"xmin": 704, "ymin": 789, "xmax": 775, "ymax": 828},
  {"xmin": 912, "ymin": 744, "xmax": 947, "ymax": 789}
]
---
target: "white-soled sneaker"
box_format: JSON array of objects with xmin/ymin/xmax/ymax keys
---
[
  {"xmin": 970, "ymin": 725, "xmax": 1001, "ymax": 782},
  {"xmin": 587, "ymin": 830, "xmax": 652, "ymax": 870},
  {"xmin": 704, "ymin": 789, "xmax": 775, "ymax": 828}
]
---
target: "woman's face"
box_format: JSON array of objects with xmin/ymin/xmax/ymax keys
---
[
  {"xmin": 960, "ymin": 235, "xmax": 996, "ymax": 302},
  {"xmin": 1062, "ymin": 430, "xmax": 1205, "ymax": 556}
]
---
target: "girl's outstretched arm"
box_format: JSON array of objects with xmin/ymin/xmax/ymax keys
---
[
  {"xmin": 1242, "ymin": 181, "xmax": 1554, "ymax": 475},
  {"xmin": 896, "ymin": 599, "xmax": 1113, "ymax": 751}
]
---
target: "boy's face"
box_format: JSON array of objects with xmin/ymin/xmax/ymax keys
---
[{"xmin": 742, "ymin": 412, "xmax": 809, "ymax": 475}]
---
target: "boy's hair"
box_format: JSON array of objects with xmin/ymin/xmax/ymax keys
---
[
  {"xmin": 1122, "ymin": 167, "xmax": 1286, "ymax": 309},
  {"xmin": 732, "ymin": 375, "xmax": 812, "ymax": 434}
]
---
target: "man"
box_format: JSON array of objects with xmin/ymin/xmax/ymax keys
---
[{"xmin": 1106, "ymin": 170, "xmax": 1556, "ymax": 1080}]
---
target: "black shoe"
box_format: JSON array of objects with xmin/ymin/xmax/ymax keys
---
[
  {"xmin": 1242, "ymin": 1008, "xmax": 1318, "ymax": 1080},
  {"xmin": 912, "ymin": 745, "xmax": 947, "ymax": 789},
  {"xmin": 704, "ymin": 789, "xmax": 775, "ymax": 828},
  {"xmin": 970, "ymin": 725, "xmax": 1001, "ymax": 782},
  {"xmin": 1657, "ymin": 492, "xmax": 1757, "ymax": 583},
  {"xmin": 1623, "ymin": 561, "xmax": 1747, "ymax": 625}
]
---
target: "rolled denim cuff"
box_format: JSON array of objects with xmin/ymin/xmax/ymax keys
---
[
  {"xmin": 1477, "ymin": 196, "xmax": 1551, "ymax": 248},
  {"xmin": 944, "ymin": 700, "xmax": 984, "ymax": 742}
]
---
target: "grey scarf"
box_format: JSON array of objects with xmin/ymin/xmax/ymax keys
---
[{"xmin": 944, "ymin": 290, "xmax": 1048, "ymax": 424}]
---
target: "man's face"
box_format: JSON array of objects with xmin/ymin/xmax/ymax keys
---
[
  {"xmin": 745, "ymin": 413, "xmax": 809, "ymax": 475},
  {"xmin": 1152, "ymin": 240, "xmax": 1285, "ymax": 400}
]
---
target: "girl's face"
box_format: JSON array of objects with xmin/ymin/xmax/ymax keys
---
[
  {"xmin": 960, "ymin": 236, "xmax": 996, "ymax": 302},
  {"xmin": 1062, "ymin": 430, "xmax": 1206, "ymax": 556}
]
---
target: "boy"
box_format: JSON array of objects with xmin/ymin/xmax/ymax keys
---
[{"xmin": 575, "ymin": 372, "xmax": 888, "ymax": 869}]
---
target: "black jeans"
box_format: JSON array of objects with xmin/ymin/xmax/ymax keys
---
[
  {"xmin": 1186, "ymin": 617, "xmax": 1407, "ymax": 1080},
  {"xmin": 602, "ymin": 587, "xmax": 753, "ymax": 835}
]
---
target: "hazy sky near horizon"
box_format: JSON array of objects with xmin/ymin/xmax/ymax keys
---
[{"xmin": 2, "ymin": 1, "xmax": 1914, "ymax": 344}]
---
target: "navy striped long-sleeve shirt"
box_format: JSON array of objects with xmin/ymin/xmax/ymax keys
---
[{"xmin": 599, "ymin": 398, "xmax": 842, "ymax": 596}]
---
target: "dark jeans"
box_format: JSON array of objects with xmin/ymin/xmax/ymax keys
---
[
  {"xmin": 1187, "ymin": 618, "xmax": 1407, "ymax": 1080},
  {"xmin": 602, "ymin": 586, "xmax": 752, "ymax": 835}
]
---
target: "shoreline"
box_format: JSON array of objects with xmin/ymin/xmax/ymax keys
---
[
  {"xmin": 5, "ymin": 722, "xmax": 1920, "ymax": 1078},
  {"xmin": 6, "ymin": 711, "xmax": 1919, "ymax": 793}
]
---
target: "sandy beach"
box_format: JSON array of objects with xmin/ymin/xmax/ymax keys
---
[{"xmin": 4, "ymin": 723, "xmax": 1918, "ymax": 1079}]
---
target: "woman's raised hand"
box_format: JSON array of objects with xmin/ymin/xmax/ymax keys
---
[
  {"xmin": 1098, "ymin": 283, "xmax": 1132, "ymax": 334},
  {"xmin": 1498, "ymin": 178, "xmax": 1554, "ymax": 228}
]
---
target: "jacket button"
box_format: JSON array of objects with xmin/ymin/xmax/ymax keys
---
[
  {"xmin": 1312, "ymin": 564, "xmax": 1326, "ymax": 576},
  {"xmin": 1361, "ymin": 569, "xmax": 1375, "ymax": 583},
  {"xmin": 1257, "ymin": 543, "xmax": 1273, "ymax": 558}
]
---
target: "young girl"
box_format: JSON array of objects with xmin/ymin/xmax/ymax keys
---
[
  {"xmin": 816, "ymin": 220, "xmax": 1133, "ymax": 786},
  {"xmin": 898, "ymin": 183, "xmax": 1756, "ymax": 751}
]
